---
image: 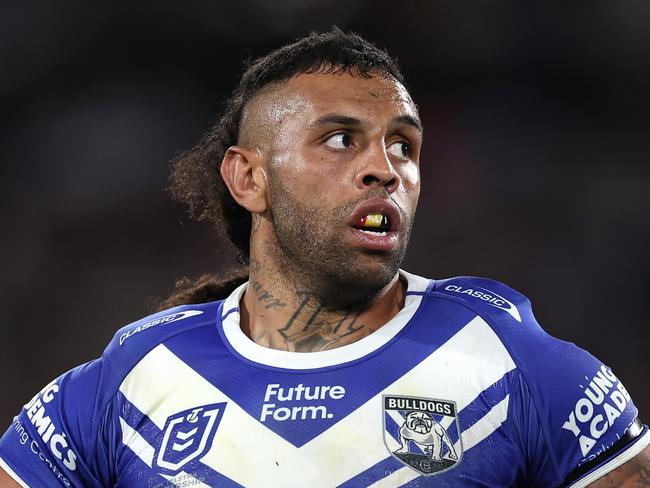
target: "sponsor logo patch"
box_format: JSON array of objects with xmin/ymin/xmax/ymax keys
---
[
  {"xmin": 443, "ymin": 284, "xmax": 522, "ymax": 322},
  {"xmin": 259, "ymin": 383, "xmax": 345, "ymax": 422},
  {"xmin": 155, "ymin": 403, "xmax": 225, "ymax": 472},
  {"xmin": 119, "ymin": 310, "xmax": 204, "ymax": 345},
  {"xmin": 562, "ymin": 365, "xmax": 632, "ymax": 460},
  {"xmin": 383, "ymin": 395, "xmax": 462, "ymax": 476},
  {"xmin": 23, "ymin": 380, "xmax": 78, "ymax": 473}
]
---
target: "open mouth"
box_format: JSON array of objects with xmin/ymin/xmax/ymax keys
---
[
  {"xmin": 352, "ymin": 212, "xmax": 391, "ymax": 237},
  {"xmin": 346, "ymin": 199, "xmax": 401, "ymax": 251}
]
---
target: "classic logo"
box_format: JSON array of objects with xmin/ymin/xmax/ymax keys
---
[
  {"xmin": 156, "ymin": 403, "xmax": 226, "ymax": 472},
  {"xmin": 119, "ymin": 310, "xmax": 204, "ymax": 345},
  {"xmin": 443, "ymin": 284, "xmax": 522, "ymax": 322},
  {"xmin": 383, "ymin": 395, "xmax": 462, "ymax": 476}
]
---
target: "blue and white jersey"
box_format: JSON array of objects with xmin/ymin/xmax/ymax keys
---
[{"xmin": 1, "ymin": 271, "xmax": 647, "ymax": 487}]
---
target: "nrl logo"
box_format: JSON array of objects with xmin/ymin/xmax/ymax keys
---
[
  {"xmin": 383, "ymin": 395, "xmax": 462, "ymax": 476},
  {"xmin": 156, "ymin": 403, "xmax": 226, "ymax": 472}
]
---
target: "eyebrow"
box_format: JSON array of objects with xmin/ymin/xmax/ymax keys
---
[
  {"xmin": 393, "ymin": 114, "xmax": 423, "ymax": 134},
  {"xmin": 308, "ymin": 113, "xmax": 423, "ymax": 134},
  {"xmin": 309, "ymin": 114, "xmax": 364, "ymax": 130}
]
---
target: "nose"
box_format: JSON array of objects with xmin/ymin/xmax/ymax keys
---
[{"xmin": 354, "ymin": 144, "xmax": 400, "ymax": 193}]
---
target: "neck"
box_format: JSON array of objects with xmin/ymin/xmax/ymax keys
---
[{"xmin": 239, "ymin": 259, "xmax": 406, "ymax": 352}]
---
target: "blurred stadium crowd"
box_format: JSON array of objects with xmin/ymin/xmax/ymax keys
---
[{"xmin": 1, "ymin": 0, "xmax": 648, "ymax": 424}]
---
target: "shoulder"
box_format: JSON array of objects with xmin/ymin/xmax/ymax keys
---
[
  {"xmin": 0, "ymin": 301, "xmax": 224, "ymax": 486},
  {"xmin": 427, "ymin": 275, "xmax": 557, "ymax": 360},
  {"xmin": 60, "ymin": 300, "xmax": 225, "ymax": 410},
  {"xmin": 102, "ymin": 300, "xmax": 223, "ymax": 375},
  {"xmin": 405, "ymin": 273, "xmax": 561, "ymax": 377},
  {"xmin": 424, "ymin": 275, "xmax": 644, "ymax": 483},
  {"xmin": 44, "ymin": 300, "xmax": 224, "ymax": 410},
  {"xmin": 426, "ymin": 275, "xmax": 596, "ymax": 384},
  {"xmin": 426, "ymin": 276, "xmax": 613, "ymax": 385}
]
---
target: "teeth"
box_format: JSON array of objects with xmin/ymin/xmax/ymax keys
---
[
  {"xmin": 359, "ymin": 229, "xmax": 388, "ymax": 236},
  {"xmin": 358, "ymin": 213, "xmax": 387, "ymax": 228}
]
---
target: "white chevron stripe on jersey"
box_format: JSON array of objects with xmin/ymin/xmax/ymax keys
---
[
  {"xmin": 117, "ymin": 315, "xmax": 515, "ymax": 487},
  {"xmin": 119, "ymin": 345, "xmax": 313, "ymax": 486},
  {"xmin": 458, "ymin": 394, "xmax": 509, "ymax": 452},
  {"xmin": 380, "ymin": 315, "xmax": 515, "ymax": 405},
  {"xmin": 119, "ymin": 417, "xmax": 155, "ymax": 468},
  {"xmin": 296, "ymin": 315, "xmax": 514, "ymax": 486},
  {"xmin": 119, "ymin": 345, "xmax": 232, "ymax": 429}
]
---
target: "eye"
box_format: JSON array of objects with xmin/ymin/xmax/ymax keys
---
[
  {"xmin": 324, "ymin": 132, "xmax": 352, "ymax": 149},
  {"xmin": 387, "ymin": 140, "xmax": 410, "ymax": 158}
]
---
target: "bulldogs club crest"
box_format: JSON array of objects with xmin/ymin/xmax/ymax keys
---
[
  {"xmin": 383, "ymin": 395, "xmax": 462, "ymax": 476},
  {"xmin": 156, "ymin": 403, "xmax": 226, "ymax": 472}
]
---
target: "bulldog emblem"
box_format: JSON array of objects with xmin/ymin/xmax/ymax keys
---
[{"xmin": 383, "ymin": 395, "xmax": 462, "ymax": 475}]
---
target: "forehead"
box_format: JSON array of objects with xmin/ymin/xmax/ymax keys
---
[{"xmin": 269, "ymin": 72, "xmax": 418, "ymax": 125}]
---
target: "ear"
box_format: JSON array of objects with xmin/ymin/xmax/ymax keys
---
[{"xmin": 220, "ymin": 146, "xmax": 268, "ymax": 214}]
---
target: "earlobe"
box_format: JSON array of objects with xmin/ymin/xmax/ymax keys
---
[{"xmin": 220, "ymin": 147, "xmax": 267, "ymax": 213}]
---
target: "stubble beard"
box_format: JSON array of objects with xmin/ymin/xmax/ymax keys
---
[{"xmin": 265, "ymin": 172, "xmax": 413, "ymax": 309}]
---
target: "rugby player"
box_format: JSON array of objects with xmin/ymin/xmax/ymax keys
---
[{"xmin": 1, "ymin": 29, "xmax": 648, "ymax": 487}]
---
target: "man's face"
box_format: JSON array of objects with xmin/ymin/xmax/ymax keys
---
[{"xmin": 255, "ymin": 71, "xmax": 422, "ymax": 303}]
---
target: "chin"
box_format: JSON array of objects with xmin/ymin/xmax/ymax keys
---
[
  {"xmin": 271, "ymin": 215, "xmax": 408, "ymax": 305},
  {"xmin": 317, "ymin": 255, "xmax": 401, "ymax": 304}
]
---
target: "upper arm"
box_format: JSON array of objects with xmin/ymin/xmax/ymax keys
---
[
  {"xmin": 507, "ymin": 311, "xmax": 648, "ymax": 485},
  {"xmin": 587, "ymin": 443, "xmax": 650, "ymax": 487},
  {"xmin": 0, "ymin": 360, "xmax": 112, "ymax": 487},
  {"xmin": 435, "ymin": 277, "xmax": 648, "ymax": 486},
  {"xmin": 0, "ymin": 466, "xmax": 23, "ymax": 488}
]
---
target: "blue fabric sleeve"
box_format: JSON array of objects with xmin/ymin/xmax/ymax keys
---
[
  {"xmin": 0, "ymin": 303, "xmax": 220, "ymax": 487},
  {"xmin": 0, "ymin": 360, "xmax": 114, "ymax": 487},
  {"xmin": 435, "ymin": 276, "xmax": 643, "ymax": 485},
  {"xmin": 507, "ymin": 335, "xmax": 641, "ymax": 486}
]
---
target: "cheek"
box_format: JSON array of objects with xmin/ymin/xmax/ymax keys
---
[
  {"xmin": 399, "ymin": 164, "xmax": 421, "ymax": 209},
  {"xmin": 401, "ymin": 162, "xmax": 420, "ymax": 188},
  {"xmin": 286, "ymin": 149, "xmax": 351, "ymax": 194},
  {"xmin": 269, "ymin": 154, "xmax": 334, "ymax": 207}
]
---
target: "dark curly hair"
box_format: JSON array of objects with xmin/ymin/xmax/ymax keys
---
[{"xmin": 159, "ymin": 28, "xmax": 405, "ymax": 309}]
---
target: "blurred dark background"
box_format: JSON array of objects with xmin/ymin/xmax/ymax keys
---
[{"xmin": 1, "ymin": 0, "xmax": 648, "ymax": 425}]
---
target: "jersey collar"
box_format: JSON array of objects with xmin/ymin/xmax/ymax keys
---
[{"xmin": 218, "ymin": 270, "xmax": 431, "ymax": 370}]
